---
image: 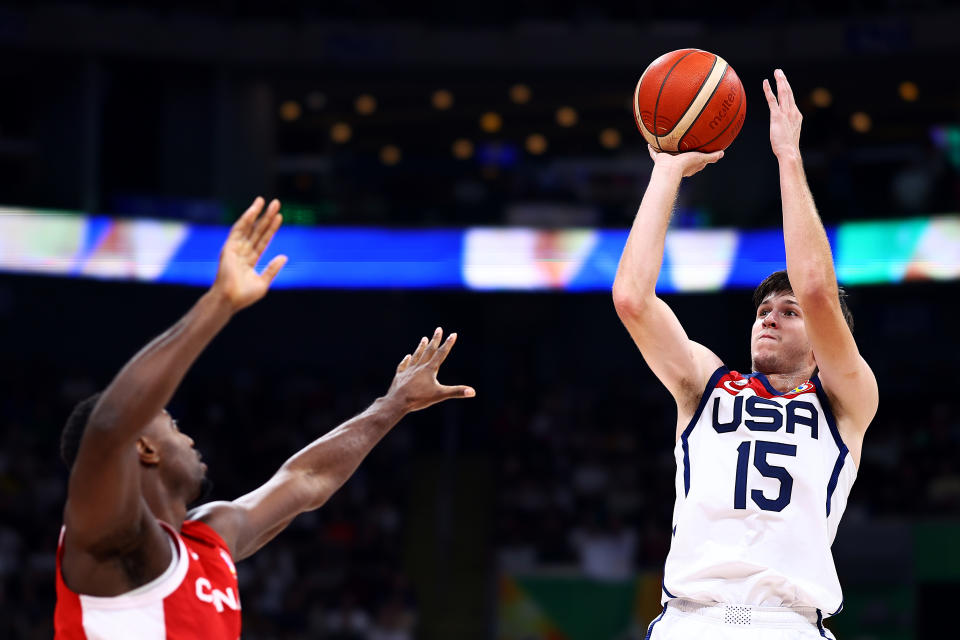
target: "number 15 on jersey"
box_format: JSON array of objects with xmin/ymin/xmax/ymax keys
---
[{"xmin": 734, "ymin": 440, "xmax": 797, "ymax": 512}]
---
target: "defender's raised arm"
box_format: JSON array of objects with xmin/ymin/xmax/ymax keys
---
[
  {"xmin": 190, "ymin": 328, "xmax": 475, "ymax": 561},
  {"xmin": 64, "ymin": 198, "xmax": 286, "ymax": 560}
]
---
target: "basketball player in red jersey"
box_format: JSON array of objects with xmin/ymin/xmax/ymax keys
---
[
  {"xmin": 54, "ymin": 197, "xmax": 475, "ymax": 639},
  {"xmin": 613, "ymin": 70, "xmax": 878, "ymax": 637}
]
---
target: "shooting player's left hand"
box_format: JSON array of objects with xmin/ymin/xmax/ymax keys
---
[{"xmin": 764, "ymin": 69, "xmax": 803, "ymax": 159}]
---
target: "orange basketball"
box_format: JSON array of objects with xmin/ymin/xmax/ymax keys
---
[{"xmin": 633, "ymin": 49, "xmax": 746, "ymax": 153}]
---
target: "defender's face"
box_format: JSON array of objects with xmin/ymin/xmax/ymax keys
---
[
  {"xmin": 750, "ymin": 292, "xmax": 814, "ymax": 374},
  {"xmin": 148, "ymin": 410, "xmax": 208, "ymax": 503}
]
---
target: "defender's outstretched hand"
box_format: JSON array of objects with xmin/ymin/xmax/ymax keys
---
[
  {"xmin": 763, "ymin": 69, "xmax": 803, "ymax": 159},
  {"xmin": 388, "ymin": 328, "xmax": 476, "ymax": 412},
  {"xmin": 213, "ymin": 197, "xmax": 288, "ymax": 311},
  {"xmin": 648, "ymin": 144, "xmax": 723, "ymax": 178}
]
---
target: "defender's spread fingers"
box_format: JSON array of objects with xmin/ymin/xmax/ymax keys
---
[
  {"xmin": 410, "ymin": 337, "xmax": 429, "ymax": 364},
  {"xmin": 233, "ymin": 197, "xmax": 264, "ymax": 238},
  {"xmin": 251, "ymin": 200, "xmax": 281, "ymax": 249},
  {"xmin": 253, "ymin": 213, "xmax": 283, "ymax": 258},
  {"xmin": 259, "ymin": 254, "xmax": 287, "ymax": 285},
  {"xmin": 422, "ymin": 327, "xmax": 443, "ymax": 360},
  {"xmin": 431, "ymin": 332, "xmax": 458, "ymax": 367},
  {"xmin": 440, "ymin": 384, "xmax": 476, "ymax": 399}
]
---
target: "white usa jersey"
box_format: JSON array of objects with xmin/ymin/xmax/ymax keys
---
[{"xmin": 662, "ymin": 366, "xmax": 856, "ymax": 617}]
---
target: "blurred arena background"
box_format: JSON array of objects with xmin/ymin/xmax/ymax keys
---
[{"xmin": 1, "ymin": 1, "xmax": 959, "ymax": 638}]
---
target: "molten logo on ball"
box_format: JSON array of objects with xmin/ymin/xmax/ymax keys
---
[
  {"xmin": 634, "ymin": 49, "xmax": 746, "ymax": 153},
  {"xmin": 709, "ymin": 92, "xmax": 738, "ymax": 129}
]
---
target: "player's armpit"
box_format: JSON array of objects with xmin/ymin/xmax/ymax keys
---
[
  {"xmin": 817, "ymin": 354, "xmax": 878, "ymax": 435},
  {"xmin": 614, "ymin": 294, "xmax": 723, "ymax": 416},
  {"xmin": 801, "ymin": 289, "xmax": 878, "ymax": 434}
]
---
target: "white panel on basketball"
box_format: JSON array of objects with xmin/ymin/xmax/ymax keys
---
[{"xmin": 657, "ymin": 56, "xmax": 728, "ymax": 152}]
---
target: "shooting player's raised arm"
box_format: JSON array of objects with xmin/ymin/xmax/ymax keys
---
[
  {"xmin": 764, "ymin": 70, "xmax": 877, "ymax": 457},
  {"xmin": 612, "ymin": 147, "xmax": 725, "ymax": 428}
]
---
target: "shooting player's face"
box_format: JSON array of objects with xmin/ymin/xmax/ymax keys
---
[{"xmin": 750, "ymin": 293, "xmax": 815, "ymax": 374}]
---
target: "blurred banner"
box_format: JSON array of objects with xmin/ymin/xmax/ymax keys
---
[
  {"xmin": 497, "ymin": 572, "xmax": 662, "ymax": 640},
  {"xmin": 1, "ymin": 207, "xmax": 958, "ymax": 291}
]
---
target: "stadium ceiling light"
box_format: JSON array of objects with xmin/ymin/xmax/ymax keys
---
[
  {"xmin": 599, "ymin": 128, "xmax": 622, "ymax": 149},
  {"xmin": 810, "ymin": 87, "xmax": 832, "ymax": 108},
  {"xmin": 850, "ymin": 112, "xmax": 872, "ymax": 133},
  {"xmin": 355, "ymin": 94, "xmax": 377, "ymax": 115},
  {"xmin": 380, "ymin": 145, "xmax": 401, "ymax": 166},
  {"xmin": 556, "ymin": 106, "xmax": 578, "ymax": 127},
  {"xmin": 432, "ymin": 89, "xmax": 454, "ymax": 110},
  {"xmin": 279, "ymin": 100, "xmax": 302, "ymax": 122},
  {"xmin": 899, "ymin": 81, "xmax": 919, "ymax": 102},
  {"xmin": 509, "ymin": 84, "xmax": 532, "ymax": 104},
  {"xmin": 452, "ymin": 138, "xmax": 474, "ymax": 160},
  {"xmin": 525, "ymin": 133, "xmax": 548, "ymax": 155},
  {"xmin": 330, "ymin": 122, "xmax": 353, "ymax": 143},
  {"xmin": 480, "ymin": 112, "xmax": 503, "ymax": 133}
]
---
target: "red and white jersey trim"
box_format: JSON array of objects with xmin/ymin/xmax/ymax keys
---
[
  {"xmin": 72, "ymin": 522, "xmax": 189, "ymax": 612},
  {"xmin": 717, "ymin": 369, "xmax": 817, "ymax": 399},
  {"xmin": 55, "ymin": 519, "xmax": 242, "ymax": 640}
]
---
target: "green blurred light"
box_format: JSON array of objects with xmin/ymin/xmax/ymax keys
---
[
  {"xmin": 836, "ymin": 218, "xmax": 928, "ymax": 284},
  {"xmin": 282, "ymin": 205, "xmax": 318, "ymax": 225},
  {"xmin": 947, "ymin": 126, "xmax": 960, "ymax": 169}
]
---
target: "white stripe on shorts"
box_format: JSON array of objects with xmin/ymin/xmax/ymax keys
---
[
  {"xmin": 645, "ymin": 599, "xmax": 837, "ymax": 639},
  {"xmin": 669, "ymin": 598, "xmax": 822, "ymax": 626}
]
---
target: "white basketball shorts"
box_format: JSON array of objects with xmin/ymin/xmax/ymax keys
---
[{"xmin": 645, "ymin": 599, "xmax": 838, "ymax": 639}]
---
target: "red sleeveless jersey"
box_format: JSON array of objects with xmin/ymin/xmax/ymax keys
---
[{"xmin": 54, "ymin": 519, "xmax": 242, "ymax": 639}]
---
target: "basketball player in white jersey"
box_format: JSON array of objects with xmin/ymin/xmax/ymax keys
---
[
  {"xmin": 613, "ymin": 70, "xmax": 878, "ymax": 638},
  {"xmin": 54, "ymin": 197, "xmax": 475, "ymax": 639}
]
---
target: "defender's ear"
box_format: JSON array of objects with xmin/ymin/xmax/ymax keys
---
[{"xmin": 137, "ymin": 437, "xmax": 161, "ymax": 466}]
